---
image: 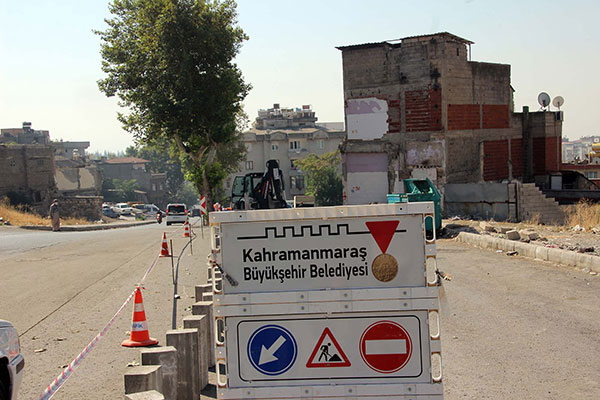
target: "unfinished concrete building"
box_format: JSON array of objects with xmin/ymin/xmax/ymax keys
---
[{"xmin": 337, "ymin": 32, "xmax": 564, "ymax": 222}]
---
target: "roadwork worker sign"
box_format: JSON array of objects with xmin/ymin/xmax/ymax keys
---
[{"xmin": 219, "ymin": 214, "xmax": 426, "ymax": 293}]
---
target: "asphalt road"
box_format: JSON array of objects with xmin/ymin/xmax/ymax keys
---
[
  {"xmin": 1, "ymin": 224, "xmax": 598, "ymax": 399},
  {"xmin": 0, "ymin": 219, "xmax": 211, "ymax": 400}
]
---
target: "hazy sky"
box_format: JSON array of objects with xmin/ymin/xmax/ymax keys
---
[{"xmin": 1, "ymin": 0, "xmax": 597, "ymax": 152}]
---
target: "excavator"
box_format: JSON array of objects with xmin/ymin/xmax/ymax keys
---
[{"xmin": 231, "ymin": 159, "xmax": 288, "ymax": 210}]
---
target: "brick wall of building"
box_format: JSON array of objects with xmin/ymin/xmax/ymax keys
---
[{"xmin": 405, "ymin": 88, "xmax": 442, "ymax": 132}]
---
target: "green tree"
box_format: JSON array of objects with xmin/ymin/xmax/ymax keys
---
[
  {"xmin": 96, "ymin": 0, "xmax": 250, "ymax": 207},
  {"xmin": 112, "ymin": 178, "xmax": 139, "ymax": 202},
  {"xmin": 294, "ymin": 151, "xmax": 343, "ymax": 206},
  {"xmin": 125, "ymin": 141, "xmax": 185, "ymax": 198}
]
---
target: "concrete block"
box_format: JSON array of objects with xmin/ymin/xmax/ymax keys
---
[
  {"xmin": 479, "ymin": 221, "xmax": 496, "ymax": 232},
  {"xmin": 506, "ymin": 230, "xmax": 520, "ymax": 241},
  {"xmin": 183, "ymin": 315, "xmax": 209, "ymax": 389},
  {"xmin": 166, "ymin": 329, "xmax": 200, "ymax": 400},
  {"xmin": 124, "ymin": 365, "xmax": 163, "ymax": 394},
  {"xmin": 547, "ymin": 248, "xmax": 563, "ymax": 264},
  {"xmin": 519, "ymin": 230, "xmax": 539, "ymax": 241},
  {"xmin": 202, "ymin": 292, "xmax": 214, "ymax": 302},
  {"xmin": 535, "ymin": 246, "xmax": 549, "ymax": 261},
  {"xmin": 191, "ymin": 301, "xmax": 215, "ymax": 367},
  {"xmin": 522, "ymin": 243, "xmax": 537, "ymax": 258},
  {"xmin": 140, "ymin": 346, "xmax": 177, "ymax": 400},
  {"xmin": 125, "ymin": 390, "xmax": 165, "ymax": 400},
  {"xmin": 591, "ymin": 256, "xmax": 600, "ymax": 273},
  {"xmin": 498, "ymin": 226, "xmax": 514, "ymax": 234},
  {"xmin": 194, "ymin": 284, "xmax": 212, "ymax": 301},
  {"xmin": 559, "ymin": 251, "xmax": 579, "ymax": 267},
  {"xmin": 499, "ymin": 238, "xmax": 515, "ymax": 252}
]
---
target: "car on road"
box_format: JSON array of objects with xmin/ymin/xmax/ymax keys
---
[
  {"xmin": 102, "ymin": 205, "xmax": 120, "ymax": 219},
  {"xmin": 112, "ymin": 203, "xmax": 134, "ymax": 215},
  {"xmin": 0, "ymin": 320, "xmax": 24, "ymax": 400},
  {"xmin": 165, "ymin": 203, "xmax": 187, "ymax": 226},
  {"xmin": 131, "ymin": 204, "xmax": 165, "ymax": 219}
]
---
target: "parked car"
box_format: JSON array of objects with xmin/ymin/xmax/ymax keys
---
[
  {"xmin": 102, "ymin": 205, "xmax": 120, "ymax": 219},
  {"xmin": 0, "ymin": 320, "xmax": 24, "ymax": 400},
  {"xmin": 112, "ymin": 203, "xmax": 134, "ymax": 215},
  {"xmin": 190, "ymin": 208, "xmax": 202, "ymax": 217},
  {"xmin": 166, "ymin": 203, "xmax": 188, "ymax": 226}
]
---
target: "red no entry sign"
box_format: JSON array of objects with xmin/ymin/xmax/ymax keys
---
[{"xmin": 359, "ymin": 320, "xmax": 412, "ymax": 373}]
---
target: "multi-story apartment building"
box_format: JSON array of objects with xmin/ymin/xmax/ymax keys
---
[{"xmin": 223, "ymin": 104, "xmax": 345, "ymax": 200}]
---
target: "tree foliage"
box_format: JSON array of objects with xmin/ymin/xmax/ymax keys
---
[
  {"xmin": 102, "ymin": 178, "xmax": 139, "ymax": 202},
  {"xmin": 294, "ymin": 151, "xmax": 343, "ymax": 206},
  {"xmin": 125, "ymin": 141, "xmax": 185, "ymax": 198},
  {"xmin": 96, "ymin": 0, "xmax": 250, "ymax": 206}
]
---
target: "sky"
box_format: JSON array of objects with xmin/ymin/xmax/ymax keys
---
[{"xmin": 1, "ymin": 0, "xmax": 598, "ymax": 153}]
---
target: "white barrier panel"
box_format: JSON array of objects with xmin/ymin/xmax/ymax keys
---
[
  {"xmin": 210, "ymin": 203, "xmax": 443, "ymax": 399},
  {"xmin": 210, "ymin": 204, "xmax": 434, "ymax": 294},
  {"xmin": 225, "ymin": 311, "xmax": 430, "ymax": 387}
]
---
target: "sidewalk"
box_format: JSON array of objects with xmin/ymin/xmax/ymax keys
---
[{"xmin": 20, "ymin": 220, "xmax": 156, "ymax": 232}]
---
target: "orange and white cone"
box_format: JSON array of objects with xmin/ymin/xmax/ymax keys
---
[
  {"xmin": 183, "ymin": 220, "xmax": 190, "ymax": 238},
  {"xmin": 159, "ymin": 233, "xmax": 171, "ymax": 257},
  {"xmin": 122, "ymin": 286, "xmax": 159, "ymax": 347}
]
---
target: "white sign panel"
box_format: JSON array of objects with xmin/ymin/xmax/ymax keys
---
[
  {"xmin": 225, "ymin": 311, "xmax": 430, "ymax": 387},
  {"xmin": 219, "ymin": 215, "xmax": 426, "ymax": 293}
]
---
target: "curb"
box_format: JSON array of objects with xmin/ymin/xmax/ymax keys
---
[
  {"xmin": 20, "ymin": 220, "xmax": 157, "ymax": 232},
  {"xmin": 456, "ymin": 232, "xmax": 600, "ymax": 274}
]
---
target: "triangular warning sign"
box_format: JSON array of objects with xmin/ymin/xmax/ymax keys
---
[
  {"xmin": 366, "ymin": 220, "xmax": 399, "ymax": 253},
  {"xmin": 306, "ymin": 327, "xmax": 351, "ymax": 368}
]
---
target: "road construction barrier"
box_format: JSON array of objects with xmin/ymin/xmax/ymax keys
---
[
  {"xmin": 209, "ymin": 203, "xmax": 443, "ymax": 399},
  {"xmin": 122, "ymin": 286, "xmax": 159, "ymax": 347}
]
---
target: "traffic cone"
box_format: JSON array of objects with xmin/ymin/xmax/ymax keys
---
[
  {"xmin": 159, "ymin": 233, "xmax": 171, "ymax": 257},
  {"xmin": 183, "ymin": 220, "xmax": 190, "ymax": 238},
  {"xmin": 122, "ymin": 286, "xmax": 159, "ymax": 347}
]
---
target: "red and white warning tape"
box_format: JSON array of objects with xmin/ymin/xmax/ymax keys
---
[{"xmin": 35, "ymin": 251, "xmax": 161, "ymax": 400}]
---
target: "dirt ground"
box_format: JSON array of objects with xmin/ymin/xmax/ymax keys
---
[{"xmin": 442, "ymin": 218, "xmax": 600, "ymax": 260}]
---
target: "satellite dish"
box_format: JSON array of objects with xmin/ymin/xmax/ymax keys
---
[
  {"xmin": 538, "ymin": 92, "xmax": 551, "ymax": 109},
  {"xmin": 552, "ymin": 96, "xmax": 564, "ymax": 109}
]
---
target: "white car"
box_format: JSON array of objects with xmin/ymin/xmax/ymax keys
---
[
  {"xmin": 0, "ymin": 320, "xmax": 24, "ymax": 400},
  {"xmin": 112, "ymin": 203, "xmax": 134, "ymax": 215},
  {"xmin": 166, "ymin": 203, "xmax": 188, "ymax": 226}
]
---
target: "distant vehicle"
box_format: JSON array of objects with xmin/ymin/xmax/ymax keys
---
[
  {"xmin": 190, "ymin": 208, "xmax": 202, "ymax": 217},
  {"xmin": 166, "ymin": 203, "xmax": 188, "ymax": 226},
  {"xmin": 231, "ymin": 160, "xmax": 287, "ymax": 210},
  {"xmin": 102, "ymin": 205, "xmax": 120, "ymax": 219},
  {"xmin": 133, "ymin": 204, "xmax": 165, "ymax": 217},
  {"xmin": 0, "ymin": 319, "xmax": 25, "ymax": 400},
  {"xmin": 112, "ymin": 203, "xmax": 134, "ymax": 215}
]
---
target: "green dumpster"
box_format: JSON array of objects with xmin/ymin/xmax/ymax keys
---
[{"xmin": 387, "ymin": 178, "xmax": 442, "ymax": 233}]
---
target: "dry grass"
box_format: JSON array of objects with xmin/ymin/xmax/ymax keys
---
[
  {"xmin": 523, "ymin": 213, "xmax": 541, "ymax": 226},
  {"xmin": 0, "ymin": 198, "xmax": 89, "ymax": 226},
  {"xmin": 565, "ymin": 200, "xmax": 600, "ymax": 230}
]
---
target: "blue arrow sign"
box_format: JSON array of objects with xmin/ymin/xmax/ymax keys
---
[{"xmin": 247, "ymin": 324, "xmax": 297, "ymax": 375}]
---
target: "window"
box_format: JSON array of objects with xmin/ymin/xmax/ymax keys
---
[
  {"xmin": 159, "ymin": 184, "xmax": 164, "ymax": 190},
  {"xmin": 584, "ymin": 171, "xmax": 598, "ymax": 179},
  {"xmin": 318, "ymin": 140, "xmax": 324, "ymax": 149},
  {"xmin": 290, "ymin": 176, "xmax": 305, "ymax": 191},
  {"xmin": 245, "ymin": 160, "xmax": 254, "ymax": 170},
  {"xmin": 290, "ymin": 159, "xmax": 297, "ymax": 170},
  {"xmin": 152, "ymin": 184, "xmax": 157, "ymax": 191},
  {"xmin": 271, "ymin": 144, "xmax": 279, "ymax": 151},
  {"xmin": 290, "ymin": 140, "xmax": 300, "ymax": 150}
]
